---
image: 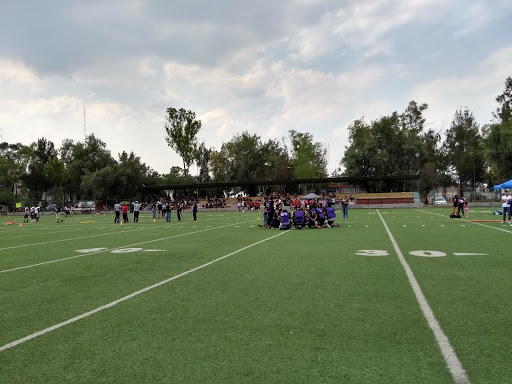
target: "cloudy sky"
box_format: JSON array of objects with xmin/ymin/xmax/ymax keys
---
[{"xmin": 1, "ymin": 0, "xmax": 511, "ymax": 175}]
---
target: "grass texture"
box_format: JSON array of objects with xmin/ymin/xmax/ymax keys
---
[{"xmin": 0, "ymin": 207, "xmax": 511, "ymax": 383}]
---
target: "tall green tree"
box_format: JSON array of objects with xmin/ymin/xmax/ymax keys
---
[
  {"xmin": 442, "ymin": 108, "xmax": 484, "ymax": 195},
  {"xmin": 484, "ymin": 77, "xmax": 512, "ymax": 184},
  {"xmin": 164, "ymin": 107, "xmax": 202, "ymax": 175},
  {"xmin": 341, "ymin": 101, "xmax": 442, "ymax": 193},
  {"xmin": 0, "ymin": 142, "xmax": 26, "ymax": 198},
  {"xmin": 194, "ymin": 142, "xmax": 212, "ymax": 183},
  {"xmin": 288, "ymin": 130, "xmax": 327, "ymax": 179},
  {"xmin": 493, "ymin": 76, "xmax": 512, "ymax": 122},
  {"xmin": 61, "ymin": 134, "xmax": 116, "ymax": 199},
  {"xmin": 21, "ymin": 138, "xmax": 58, "ymax": 200}
]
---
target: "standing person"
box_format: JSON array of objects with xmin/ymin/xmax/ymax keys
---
[
  {"xmin": 192, "ymin": 201, "xmax": 198, "ymax": 221},
  {"xmin": 265, "ymin": 198, "xmax": 274, "ymax": 228},
  {"xmin": 165, "ymin": 202, "xmax": 171, "ymax": 222},
  {"xmin": 151, "ymin": 204, "xmax": 156, "ymax": 220},
  {"xmin": 465, "ymin": 200, "xmax": 469, "ymax": 217},
  {"xmin": 114, "ymin": 202, "xmax": 121, "ymax": 223},
  {"xmin": 157, "ymin": 200, "xmax": 163, "ymax": 219},
  {"xmin": 502, "ymin": 190, "xmax": 512, "ymax": 224},
  {"xmin": 132, "ymin": 201, "xmax": 141, "ymax": 223},
  {"xmin": 452, "ymin": 195, "xmax": 460, "ymax": 216},
  {"xmin": 177, "ymin": 202, "xmax": 182, "ymax": 221},
  {"xmin": 342, "ymin": 196, "xmax": 349, "ymax": 220},
  {"xmin": 24, "ymin": 206, "xmax": 29, "ymax": 223},
  {"xmin": 162, "ymin": 202, "xmax": 167, "ymax": 220},
  {"xmin": 122, "ymin": 203, "xmax": 129, "ymax": 223},
  {"xmin": 458, "ymin": 197, "xmax": 465, "ymax": 217},
  {"xmin": 56, "ymin": 206, "xmax": 65, "ymax": 223}
]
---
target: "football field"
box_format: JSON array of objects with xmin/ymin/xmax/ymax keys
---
[{"xmin": 1, "ymin": 208, "xmax": 511, "ymax": 383}]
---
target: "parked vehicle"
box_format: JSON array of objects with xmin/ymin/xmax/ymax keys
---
[
  {"xmin": 434, "ymin": 196, "xmax": 447, "ymax": 205},
  {"xmin": 70, "ymin": 201, "xmax": 96, "ymax": 213}
]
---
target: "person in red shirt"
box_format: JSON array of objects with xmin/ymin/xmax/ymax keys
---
[{"xmin": 122, "ymin": 204, "xmax": 129, "ymax": 223}]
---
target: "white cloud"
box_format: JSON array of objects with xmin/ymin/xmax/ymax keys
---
[
  {"xmin": 0, "ymin": 59, "xmax": 45, "ymax": 92},
  {"xmin": 411, "ymin": 44, "xmax": 512, "ymax": 129}
]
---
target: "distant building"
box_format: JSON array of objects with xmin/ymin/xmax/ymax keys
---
[{"xmin": 329, "ymin": 184, "xmax": 361, "ymax": 194}]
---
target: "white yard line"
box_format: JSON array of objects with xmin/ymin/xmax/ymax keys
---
[
  {"xmin": 417, "ymin": 209, "xmax": 512, "ymax": 234},
  {"xmin": 1, "ymin": 227, "xmax": 76, "ymax": 240},
  {"xmin": 377, "ymin": 210, "xmax": 470, "ymax": 384},
  {"xmin": 0, "ymin": 220, "xmax": 254, "ymax": 274},
  {"xmin": 0, "ymin": 216, "xmax": 232, "ymax": 251},
  {"xmin": 0, "ymin": 230, "xmax": 288, "ymax": 352},
  {"xmin": 0, "ymin": 227, "xmax": 151, "ymax": 251}
]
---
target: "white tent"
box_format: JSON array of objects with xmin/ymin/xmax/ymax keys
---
[{"xmin": 301, "ymin": 193, "xmax": 322, "ymax": 199}]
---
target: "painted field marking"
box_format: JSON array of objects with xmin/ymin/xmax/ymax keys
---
[
  {"xmin": 355, "ymin": 250, "xmax": 487, "ymax": 258},
  {"xmin": 418, "ymin": 209, "xmax": 512, "ymax": 234},
  {"xmin": 421, "ymin": 225, "xmax": 426, "ymax": 227},
  {"xmin": 377, "ymin": 210, "xmax": 470, "ymax": 384},
  {"xmin": 0, "ymin": 231, "xmax": 289, "ymax": 353},
  {"xmin": 0, "ymin": 220, "xmax": 254, "ymax": 274},
  {"xmin": 1, "ymin": 227, "xmax": 76, "ymax": 240},
  {"xmin": 0, "ymin": 227, "xmax": 149, "ymax": 251},
  {"xmin": 0, "ymin": 215, "xmax": 230, "ymax": 252}
]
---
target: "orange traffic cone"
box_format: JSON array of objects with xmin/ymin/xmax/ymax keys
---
[
  {"xmin": 120, "ymin": 221, "xmax": 123, "ymax": 226},
  {"xmin": 257, "ymin": 217, "xmax": 260, "ymax": 220},
  {"xmin": 19, "ymin": 223, "xmax": 22, "ymax": 227},
  {"xmin": 153, "ymin": 218, "xmax": 156, "ymax": 222}
]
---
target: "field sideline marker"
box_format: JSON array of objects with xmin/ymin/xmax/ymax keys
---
[
  {"xmin": 377, "ymin": 210, "xmax": 470, "ymax": 384},
  {"xmin": 0, "ymin": 219, "xmax": 254, "ymax": 274},
  {"xmin": 0, "ymin": 215, "xmax": 231, "ymax": 252},
  {"xmin": 418, "ymin": 209, "xmax": 512, "ymax": 234},
  {"xmin": 0, "ymin": 231, "xmax": 288, "ymax": 352}
]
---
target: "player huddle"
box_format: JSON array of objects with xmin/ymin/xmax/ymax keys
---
[{"xmin": 260, "ymin": 199, "xmax": 337, "ymax": 230}]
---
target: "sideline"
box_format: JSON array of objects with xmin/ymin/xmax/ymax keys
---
[
  {"xmin": 416, "ymin": 209, "xmax": 512, "ymax": 233},
  {"xmin": 0, "ymin": 215, "xmax": 234, "ymax": 251},
  {"xmin": 0, "ymin": 230, "xmax": 289, "ymax": 352},
  {"xmin": 0, "ymin": 219, "xmax": 254, "ymax": 274},
  {"xmin": 377, "ymin": 210, "xmax": 470, "ymax": 384}
]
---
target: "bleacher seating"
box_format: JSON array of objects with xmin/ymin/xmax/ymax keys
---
[{"xmin": 341, "ymin": 192, "xmax": 415, "ymax": 205}]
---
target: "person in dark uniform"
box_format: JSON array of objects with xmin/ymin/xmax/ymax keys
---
[
  {"xmin": 265, "ymin": 198, "xmax": 274, "ymax": 228},
  {"xmin": 452, "ymin": 195, "xmax": 460, "ymax": 216},
  {"xmin": 192, "ymin": 201, "xmax": 198, "ymax": 221},
  {"xmin": 177, "ymin": 203, "xmax": 183, "ymax": 221},
  {"xmin": 114, "ymin": 202, "xmax": 121, "ymax": 223},
  {"xmin": 307, "ymin": 206, "xmax": 321, "ymax": 228}
]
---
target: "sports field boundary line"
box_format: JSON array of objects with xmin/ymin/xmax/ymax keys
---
[
  {"xmin": 0, "ymin": 219, "xmax": 254, "ymax": 274},
  {"xmin": 377, "ymin": 210, "xmax": 470, "ymax": 384},
  {"xmin": 416, "ymin": 209, "xmax": 512, "ymax": 234},
  {"xmin": 0, "ymin": 230, "xmax": 289, "ymax": 352},
  {"xmin": 0, "ymin": 215, "xmax": 234, "ymax": 251}
]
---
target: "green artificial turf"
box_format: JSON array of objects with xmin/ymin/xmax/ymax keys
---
[{"xmin": 1, "ymin": 208, "xmax": 511, "ymax": 383}]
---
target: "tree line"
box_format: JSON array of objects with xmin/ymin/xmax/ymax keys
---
[{"xmin": 0, "ymin": 77, "xmax": 510, "ymax": 207}]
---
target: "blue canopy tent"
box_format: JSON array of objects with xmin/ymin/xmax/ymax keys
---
[
  {"xmin": 493, "ymin": 179, "xmax": 512, "ymax": 190},
  {"xmin": 493, "ymin": 179, "xmax": 512, "ymax": 208}
]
